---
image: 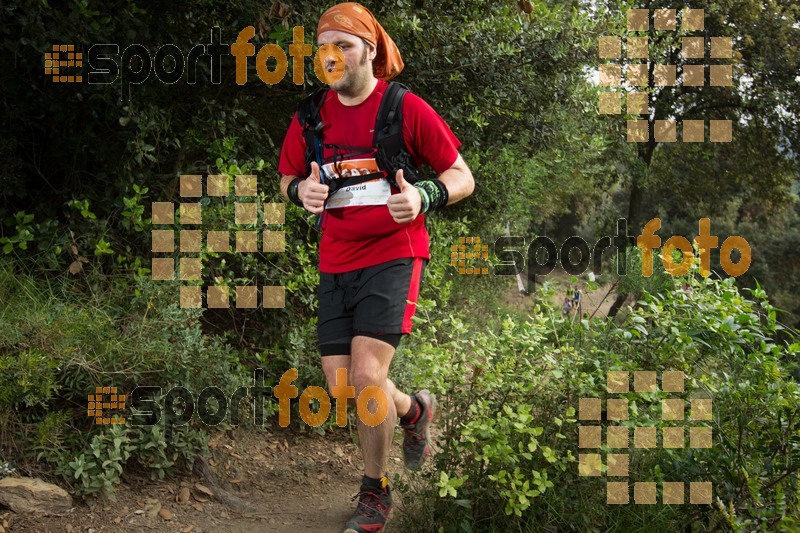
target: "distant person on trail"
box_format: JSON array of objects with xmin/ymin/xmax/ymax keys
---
[
  {"xmin": 562, "ymin": 296, "xmax": 572, "ymax": 315},
  {"xmin": 278, "ymin": 3, "xmax": 474, "ymax": 532}
]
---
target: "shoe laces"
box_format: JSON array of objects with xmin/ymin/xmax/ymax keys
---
[{"xmin": 352, "ymin": 489, "xmax": 389, "ymax": 519}]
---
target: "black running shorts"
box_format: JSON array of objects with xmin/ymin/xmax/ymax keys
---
[{"xmin": 317, "ymin": 257, "xmax": 427, "ymax": 356}]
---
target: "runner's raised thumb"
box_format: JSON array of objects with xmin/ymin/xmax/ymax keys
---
[
  {"xmin": 395, "ymin": 169, "xmax": 408, "ymax": 191},
  {"xmin": 309, "ymin": 161, "xmax": 321, "ymax": 182}
]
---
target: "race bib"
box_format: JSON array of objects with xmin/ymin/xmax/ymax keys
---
[{"xmin": 322, "ymin": 158, "xmax": 392, "ymax": 209}]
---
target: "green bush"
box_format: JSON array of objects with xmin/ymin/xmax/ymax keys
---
[
  {"xmin": 0, "ymin": 265, "xmax": 248, "ymax": 495},
  {"xmin": 396, "ymin": 259, "xmax": 800, "ymax": 531}
]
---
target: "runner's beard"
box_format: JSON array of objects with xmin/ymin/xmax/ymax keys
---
[{"xmin": 330, "ymin": 46, "xmax": 371, "ymax": 97}]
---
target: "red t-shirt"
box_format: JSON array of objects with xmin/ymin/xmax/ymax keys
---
[{"xmin": 278, "ymin": 80, "xmax": 461, "ymax": 273}]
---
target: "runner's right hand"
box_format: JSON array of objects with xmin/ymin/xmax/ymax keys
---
[{"xmin": 299, "ymin": 162, "xmax": 329, "ymax": 214}]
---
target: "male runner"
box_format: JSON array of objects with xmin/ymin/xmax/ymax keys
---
[{"xmin": 278, "ymin": 3, "xmax": 474, "ymax": 531}]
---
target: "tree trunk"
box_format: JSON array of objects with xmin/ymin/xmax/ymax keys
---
[
  {"xmin": 626, "ymin": 117, "xmax": 657, "ymax": 233},
  {"xmin": 607, "ymin": 292, "xmax": 628, "ymax": 318},
  {"xmin": 626, "ymin": 182, "xmax": 643, "ymax": 238}
]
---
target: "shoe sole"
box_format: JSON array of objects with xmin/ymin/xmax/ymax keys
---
[
  {"xmin": 343, "ymin": 509, "xmax": 392, "ymax": 533},
  {"xmin": 419, "ymin": 389, "xmax": 437, "ymax": 452},
  {"xmin": 343, "ymin": 525, "xmax": 388, "ymax": 533}
]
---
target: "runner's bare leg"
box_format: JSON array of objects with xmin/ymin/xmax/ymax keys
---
[
  {"xmin": 347, "ymin": 335, "xmax": 398, "ymax": 478},
  {"xmin": 322, "ymin": 355, "xmax": 353, "ymax": 405},
  {"xmin": 385, "ymin": 378, "xmax": 411, "ymax": 417},
  {"xmin": 322, "ymin": 347, "xmax": 412, "ymax": 477}
]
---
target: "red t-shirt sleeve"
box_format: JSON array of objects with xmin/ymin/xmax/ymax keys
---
[
  {"xmin": 278, "ymin": 113, "xmax": 307, "ymax": 178},
  {"xmin": 402, "ymin": 93, "xmax": 462, "ymax": 174}
]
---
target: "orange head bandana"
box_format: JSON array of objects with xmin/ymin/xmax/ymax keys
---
[{"xmin": 317, "ymin": 2, "xmax": 404, "ymax": 81}]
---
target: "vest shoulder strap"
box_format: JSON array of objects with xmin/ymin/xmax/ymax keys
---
[
  {"xmin": 374, "ymin": 82, "xmax": 420, "ymax": 186},
  {"xmin": 296, "ymin": 82, "xmax": 420, "ymax": 185},
  {"xmin": 297, "ymin": 88, "xmax": 328, "ymax": 177}
]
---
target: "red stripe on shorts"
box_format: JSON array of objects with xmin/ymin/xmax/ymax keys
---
[{"xmin": 401, "ymin": 258, "xmax": 425, "ymax": 334}]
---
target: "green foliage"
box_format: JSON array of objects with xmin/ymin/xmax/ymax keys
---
[
  {"xmin": 120, "ymin": 184, "xmax": 149, "ymax": 234},
  {"xmin": 57, "ymin": 424, "xmax": 132, "ymax": 495},
  {"xmin": 127, "ymin": 422, "xmax": 208, "ymax": 482},
  {"xmin": 53, "ymin": 421, "xmax": 207, "ymax": 495},
  {"xmin": 0, "ymin": 265, "xmax": 246, "ymax": 496},
  {"xmin": 614, "ymin": 245, "xmax": 676, "ymax": 300},
  {"xmin": 0, "ymin": 211, "xmax": 36, "ymax": 254},
  {"xmin": 397, "ymin": 259, "xmax": 799, "ymax": 531},
  {"xmin": 0, "ymin": 348, "xmax": 60, "ymax": 408}
]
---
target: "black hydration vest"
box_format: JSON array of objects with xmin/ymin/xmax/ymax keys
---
[{"xmin": 296, "ymin": 81, "xmax": 421, "ymax": 194}]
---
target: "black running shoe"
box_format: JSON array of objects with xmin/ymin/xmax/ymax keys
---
[
  {"xmin": 344, "ymin": 476, "xmax": 392, "ymax": 533},
  {"xmin": 401, "ymin": 390, "xmax": 436, "ymax": 470}
]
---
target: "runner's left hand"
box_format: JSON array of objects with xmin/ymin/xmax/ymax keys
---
[{"xmin": 387, "ymin": 170, "xmax": 421, "ymax": 224}]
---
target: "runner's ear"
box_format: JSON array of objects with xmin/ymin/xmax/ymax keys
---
[{"xmin": 362, "ymin": 38, "xmax": 377, "ymax": 61}]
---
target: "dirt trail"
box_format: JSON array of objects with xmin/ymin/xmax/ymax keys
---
[
  {"xmin": 6, "ymin": 427, "xmax": 410, "ymax": 533},
  {"xmin": 500, "ymin": 270, "xmax": 618, "ymax": 319}
]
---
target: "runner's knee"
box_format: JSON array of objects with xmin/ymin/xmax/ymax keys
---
[{"xmin": 349, "ymin": 363, "xmax": 390, "ymax": 393}]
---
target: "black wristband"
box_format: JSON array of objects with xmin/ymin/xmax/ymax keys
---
[
  {"xmin": 414, "ymin": 179, "xmax": 449, "ymax": 212},
  {"xmin": 287, "ymin": 177, "xmax": 304, "ymax": 207}
]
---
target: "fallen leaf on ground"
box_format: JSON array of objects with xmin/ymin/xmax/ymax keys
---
[
  {"xmin": 177, "ymin": 487, "xmax": 190, "ymax": 504},
  {"xmin": 194, "ymin": 483, "xmax": 214, "ymax": 497}
]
